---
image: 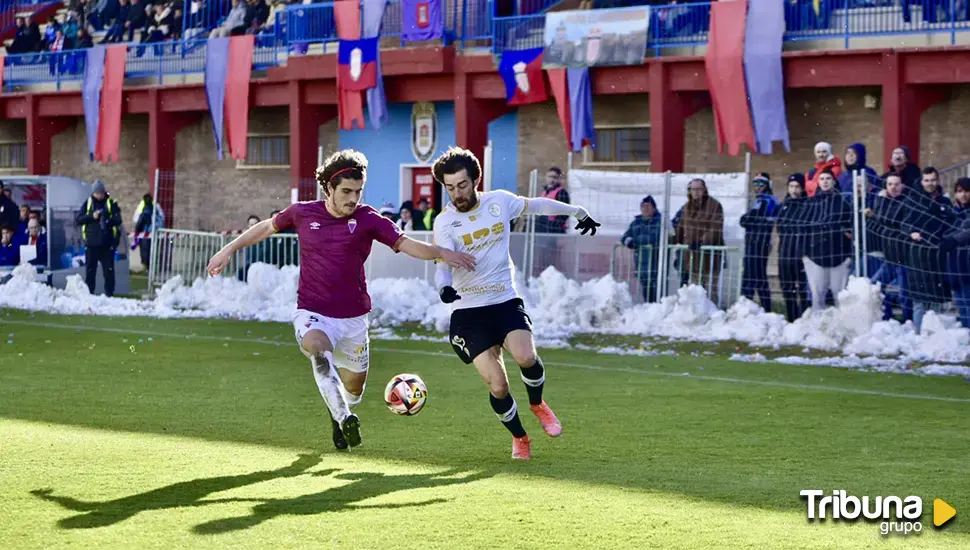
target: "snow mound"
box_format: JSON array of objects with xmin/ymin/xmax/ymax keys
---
[{"xmin": 1, "ymin": 262, "xmax": 968, "ymax": 369}]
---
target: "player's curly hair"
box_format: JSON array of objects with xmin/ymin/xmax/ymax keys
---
[
  {"xmin": 315, "ymin": 149, "xmax": 368, "ymax": 196},
  {"xmin": 432, "ymin": 147, "xmax": 481, "ymax": 184}
]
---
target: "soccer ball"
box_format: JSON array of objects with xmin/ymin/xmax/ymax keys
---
[{"xmin": 384, "ymin": 373, "xmax": 428, "ymax": 416}]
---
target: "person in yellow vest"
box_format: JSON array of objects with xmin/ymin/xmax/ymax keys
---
[
  {"xmin": 417, "ymin": 197, "xmax": 436, "ymax": 230},
  {"xmin": 75, "ymin": 180, "xmax": 122, "ymax": 296}
]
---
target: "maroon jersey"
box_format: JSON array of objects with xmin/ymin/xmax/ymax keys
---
[{"xmin": 273, "ymin": 202, "xmax": 404, "ymax": 318}]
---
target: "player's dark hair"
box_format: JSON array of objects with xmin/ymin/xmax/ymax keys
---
[
  {"xmin": 316, "ymin": 149, "xmax": 368, "ymax": 196},
  {"xmin": 956, "ymin": 177, "xmax": 970, "ymax": 192},
  {"xmin": 432, "ymin": 147, "xmax": 481, "ymax": 184}
]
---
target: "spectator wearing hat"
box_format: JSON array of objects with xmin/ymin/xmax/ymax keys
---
[
  {"xmin": 396, "ymin": 200, "xmax": 426, "ymax": 232},
  {"xmin": 805, "ymin": 142, "xmax": 843, "ymax": 197},
  {"xmin": 776, "ymin": 173, "xmax": 809, "ymax": 321},
  {"xmin": 881, "ymin": 146, "xmax": 922, "ymax": 191},
  {"xmin": 75, "ymin": 180, "xmax": 122, "ymax": 296},
  {"xmin": 802, "ymin": 169, "xmax": 852, "ymax": 311},
  {"xmin": 740, "ymin": 173, "xmax": 780, "ymax": 312},
  {"xmin": 942, "ymin": 179, "xmax": 970, "ymax": 328},
  {"xmin": 620, "ymin": 195, "xmax": 662, "ymax": 302},
  {"xmin": 838, "ymin": 143, "xmax": 881, "ymax": 192}
]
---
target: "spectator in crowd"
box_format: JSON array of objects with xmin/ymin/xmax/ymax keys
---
[
  {"xmin": 238, "ymin": 214, "xmax": 266, "ymax": 281},
  {"xmin": 943, "ymin": 177, "xmax": 970, "ymax": 329},
  {"xmin": 379, "ymin": 205, "xmax": 396, "ymax": 219},
  {"xmin": 776, "ymin": 173, "xmax": 809, "ymax": 321},
  {"xmin": 9, "ymin": 18, "xmax": 36, "ymax": 55},
  {"xmin": 417, "ymin": 197, "xmax": 436, "ymax": 230},
  {"xmin": 133, "ymin": 194, "xmax": 164, "ymax": 270},
  {"xmin": 102, "ymin": 0, "xmax": 131, "ymax": 43},
  {"xmin": 740, "ymin": 172, "xmax": 780, "ymax": 312},
  {"xmin": 0, "ymin": 181, "xmax": 19, "ymax": 231},
  {"xmin": 838, "ymin": 142, "xmax": 881, "ymax": 194},
  {"xmin": 396, "ymin": 200, "xmax": 426, "ymax": 232},
  {"xmin": 62, "ymin": 11, "xmax": 79, "ymax": 48},
  {"xmin": 535, "ymin": 167, "xmax": 571, "ymax": 234},
  {"xmin": 802, "ymin": 170, "xmax": 852, "ymax": 311},
  {"xmin": 75, "ymin": 180, "xmax": 122, "ymax": 296},
  {"xmin": 48, "ymin": 29, "xmax": 66, "ymax": 75},
  {"xmin": 26, "ymin": 16, "xmax": 42, "ymax": 51},
  {"xmin": 881, "ymin": 145, "xmax": 921, "ymax": 190},
  {"xmin": 24, "ymin": 219, "xmax": 48, "ymax": 266},
  {"xmin": 90, "ymin": 0, "xmax": 120, "ymax": 32},
  {"xmin": 17, "ymin": 205, "xmax": 30, "ymax": 241},
  {"xmin": 76, "ymin": 28, "xmax": 94, "ymax": 49},
  {"xmin": 244, "ymin": 0, "xmax": 270, "ymax": 34},
  {"xmin": 140, "ymin": 2, "xmax": 175, "ymax": 56},
  {"xmin": 902, "ymin": 167, "xmax": 955, "ymax": 332},
  {"xmin": 211, "ymin": 0, "xmax": 249, "ymax": 37},
  {"xmin": 0, "ymin": 227, "xmax": 18, "ymax": 266},
  {"xmin": 125, "ymin": 0, "xmax": 148, "ymax": 43},
  {"xmin": 805, "ymin": 141, "xmax": 842, "ymax": 197},
  {"xmin": 675, "ymin": 177, "xmax": 724, "ymax": 297},
  {"xmin": 865, "ymin": 173, "xmax": 913, "ymax": 322},
  {"xmin": 621, "ymin": 195, "xmax": 662, "ymax": 302}
]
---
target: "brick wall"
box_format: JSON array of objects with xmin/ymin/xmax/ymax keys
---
[{"xmin": 921, "ymin": 84, "xmax": 970, "ymax": 171}]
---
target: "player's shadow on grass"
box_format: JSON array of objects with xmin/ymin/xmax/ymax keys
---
[
  {"xmin": 29, "ymin": 453, "xmax": 329, "ymax": 530},
  {"xmin": 192, "ymin": 468, "xmax": 492, "ymax": 535}
]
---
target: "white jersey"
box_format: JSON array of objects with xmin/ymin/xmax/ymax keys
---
[{"xmin": 433, "ymin": 190, "xmax": 527, "ymax": 310}]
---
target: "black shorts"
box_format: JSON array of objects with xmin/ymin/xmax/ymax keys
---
[{"xmin": 448, "ymin": 298, "xmax": 533, "ymax": 364}]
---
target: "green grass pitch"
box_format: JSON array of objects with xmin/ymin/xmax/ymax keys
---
[{"xmin": 1, "ymin": 309, "xmax": 968, "ymax": 549}]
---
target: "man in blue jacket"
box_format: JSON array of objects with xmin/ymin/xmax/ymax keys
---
[
  {"xmin": 0, "ymin": 226, "xmax": 19, "ymax": 266},
  {"xmin": 621, "ymin": 195, "xmax": 662, "ymax": 302},
  {"xmin": 740, "ymin": 173, "xmax": 780, "ymax": 312}
]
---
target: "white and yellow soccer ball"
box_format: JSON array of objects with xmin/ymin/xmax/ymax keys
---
[{"xmin": 384, "ymin": 373, "xmax": 428, "ymax": 416}]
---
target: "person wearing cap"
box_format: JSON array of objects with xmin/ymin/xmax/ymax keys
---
[
  {"xmin": 805, "ymin": 142, "xmax": 843, "ymax": 197},
  {"xmin": 776, "ymin": 174, "xmax": 810, "ymax": 321},
  {"xmin": 75, "ymin": 180, "xmax": 122, "ymax": 296},
  {"xmin": 620, "ymin": 195, "xmax": 662, "ymax": 302},
  {"xmin": 740, "ymin": 173, "xmax": 780, "ymax": 312}
]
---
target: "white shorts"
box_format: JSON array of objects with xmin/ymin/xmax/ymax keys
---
[{"xmin": 292, "ymin": 309, "xmax": 370, "ymax": 374}]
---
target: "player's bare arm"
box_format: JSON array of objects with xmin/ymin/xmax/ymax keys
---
[
  {"xmin": 397, "ymin": 236, "xmax": 477, "ymax": 271},
  {"xmin": 518, "ymin": 195, "xmax": 602, "ymax": 235},
  {"xmin": 206, "ymin": 218, "xmax": 278, "ymax": 276}
]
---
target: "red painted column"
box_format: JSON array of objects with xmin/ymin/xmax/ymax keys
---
[
  {"xmin": 289, "ymin": 80, "xmax": 337, "ymax": 200},
  {"xmin": 881, "ymin": 52, "xmax": 948, "ymax": 168},
  {"xmin": 26, "ymin": 95, "xmax": 73, "ymax": 175},
  {"xmin": 649, "ymin": 61, "xmax": 710, "ymax": 173},
  {"xmin": 454, "ymin": 69, "xmax": 510, "ymax": 181},
  {"xmin": 147, "ymin": 88, "xmax": 200, "ymax": 193}
]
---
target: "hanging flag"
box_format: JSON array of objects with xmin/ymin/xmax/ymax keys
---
[
  {"xmin": 82, "ymin": 46, "xmax": 106, "ymax": 161},
  {"xmin": 362, "ymin": 0, "xmax": 388, "ymax": 129},
  {"xmin": 705, "ymin": 0, "xmax": 756, "ymax": 156},
  {"xmin": 225, "ymin": 35, "xmax": 254, "ymax": 160},
  {"xmin": 744, "ymin": 0, "xmax": 790, "ymax": 154},
  {"xmin": 335, "ymin": 0, "xmax": 365, "ymax": 130},
  {"xmin": 94, "ymin": 45, "xmax": 126, "ymax": 164},
  {"xmin": 337, "ymin": 37, "xmax": 378, "ymax": 91},
  {"xmin": 546, "ymin": 68, "xmax": 571, "ymax": 151},
  {"xmin": 567, "ymin": 67, "xmax": 595, "ymax": 153},
  {"xmin": 498, "ymin": 48, "xmax": 548, "ymax": 106},
  {"xmin": 205, "ymin": 37, "xmax": 230, "ymax": 159},
  {"xmin": 401, "ymin": 0, "xmax": 442, "ymax": 42}
]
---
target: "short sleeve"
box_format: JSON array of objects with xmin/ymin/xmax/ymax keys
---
[
  {"xmin": 497, "ymin": 190, "xmax": 527, "ymax": 219},
  {"xmin": 368, "ymin": 208, "xmax": 405, "ymax": 252},
  {"xmin": 273, "ymin": 204, "xmax": 299, "ymax": 232},
  {"xmin": 432, "ymin": 214, "xmax": 454, "ymax": 251}
]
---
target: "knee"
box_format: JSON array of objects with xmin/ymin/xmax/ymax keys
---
[
  {"xmin": 343, "ymin": 377, "xmax": 365, "ymax": 396},
  {"xmin": 488, "ymin": 379, "xmax": 510, "ymax": 398},
  {"xmin": 511, "ymin": 349, "xmax": 537, "ymax": 368}
]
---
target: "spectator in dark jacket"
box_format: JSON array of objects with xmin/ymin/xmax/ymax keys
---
[
  {"xmin": 802, "ymin": 170, "xmax": 852, "ymax": 311},
  {"xmin": 881, "ymin": 146, "xmax": 922, "ymax": 191},
  {"xmin": 740, "ymin": 172, "xmax": 780, "ymax": 312},
  {"xmin": 24, "ymin": 219, "xmax": 48, "ymax": 266},
  {"xmin": 902, "ymin": 167, "xmax": 956, "ymax": 332},
  {"xmin": 0, "ymin": 226, "xmax": 18, "ymax": 266},
  {"xmin": 943, "ymin": 177, "xmax": 970, "ymax": 329},
  {"xmin": 9, "ymin": 18, "xmax": 34, "ymax": 54},
  {"xmin": 75, "ymin": 180, "xmax": 122, "ymax": 296},
  {"xmin": 26, "ymin": 17, "xmax": 43, "ymax": 52},
  {"xmin": 776, "ymin": 173, "xmax": 809, "ymax": 321},
  {"xmin": 0, "ymin": 181, "xmax": 19, "ymax": 231},
  {"xmin": 102, "ymin": 0, "xmax": 130, "ymax": 42},
  {"xmin": 839, "ymin": 142, "xmax": 881, "ymax": 202},
  {"xmin": 621, "ymin": 195, "xmax": 662, "ymax": 302},
  {"xmin": 125, "ymin": 0, "xmax": 148, "ymax": 42},
  {"xmin": 864, "ymin": 173, "xmax": 913, "ymax": 323}
]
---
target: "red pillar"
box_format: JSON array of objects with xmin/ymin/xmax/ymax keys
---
[
  {"xmin": 289, "ymin": 80, "xmax": 336, "ymax": 200},
  {"xmin": 147, "ymin": 88, "xmax": 200, "ymax": 192},
  {"xmin": 881, "ymin": 52, "xmax": 948, "ymax": 168},
  {"xmin": 454, "ymin": 69, "xmax": 510, "ymax": 184},
  {"xmin": 649, "ymin": 61, "xmax": 710, "ymax": 172},
  {"xmin": 26, "ymin": 95, "xmax": 73, "ymax": 175}
]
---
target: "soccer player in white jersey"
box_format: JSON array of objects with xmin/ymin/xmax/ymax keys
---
[{"xmin": 431, "ymin": 147, "xmax": 600, "ymax": 460}]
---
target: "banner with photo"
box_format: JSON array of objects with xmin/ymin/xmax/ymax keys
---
[{"xmin": 543, "ymin": 7, "xmax": 650, "ymax": 69}]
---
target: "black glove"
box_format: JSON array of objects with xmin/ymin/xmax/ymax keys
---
[
  {"xmin": 575, "ymin": 215, "xmax": 601, "ymax": 236},
  {"xmin": 439, "ymin": 286, "xmax": 461, "ymax": 304}
]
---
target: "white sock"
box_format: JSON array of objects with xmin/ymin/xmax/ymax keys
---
[
  {"xmin": 311, "ymin": 351, "xmax": 351, "ymax": 423},
  {"xmin": 341, "ymin": 383, "xmax": 364, "ymax": 409}
]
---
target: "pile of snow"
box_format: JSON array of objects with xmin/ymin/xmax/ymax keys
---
[{"xmin": 2, "ymin": 262, "xmax": 969, "ymax": 368}]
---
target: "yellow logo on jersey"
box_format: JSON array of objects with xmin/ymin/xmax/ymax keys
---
[{"xmin": 459, "ymin": 222, "xmax": 505, "ymax": 247}]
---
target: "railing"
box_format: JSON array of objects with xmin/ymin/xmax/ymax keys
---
[{"xmin": 939, "ymin": 160, "xmax": 970, "ymax": 195}]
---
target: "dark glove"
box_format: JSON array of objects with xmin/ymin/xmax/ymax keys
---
[
  {"xmin": 576, "ymin": 215, "xmax": 601, "ymax": 236},
  {"xmin": 439, "ymin": 286, "xmax": 461, "ymax": 304}
]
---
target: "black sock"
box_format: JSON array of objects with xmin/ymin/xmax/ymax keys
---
[
  {"xmin": 489, "ymin": 393, "xmax": 527, "ymax": 438},
  {"xmin": 519, "ymin": 358, "xmax": 545, "ymax": 406}
]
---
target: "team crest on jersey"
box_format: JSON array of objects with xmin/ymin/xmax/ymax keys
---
[
  {"xmin": 469, "ymin": 215, "xmax": 477, "ymax": 222},
  {"xmin": 348, "ymin": 219, "xmax": 358, "ymax": 234},
  {"xmin": 310, "ymin": 222, "xmax": 321, "ymax": 230},
  {"xmin": 489, "ymin": 203, "xmax": 501, "ymax": 218}
]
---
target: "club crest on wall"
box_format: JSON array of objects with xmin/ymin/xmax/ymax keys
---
[{"xmin": 411, "ymin": 102, "xmax": 437, "ymax": 164}]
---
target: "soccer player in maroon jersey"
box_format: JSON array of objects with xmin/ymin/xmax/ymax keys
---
[{"xmin": 206, "ymin": 149, "xmax": 475, "ymax": 450}]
